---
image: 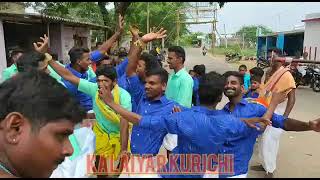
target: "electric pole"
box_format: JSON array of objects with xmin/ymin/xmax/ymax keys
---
[
  {"xmin": 147, "ymin": 2, "xmax": 150, "ymax": 50},
  {"xmin": 176, "ymin": 10, "xmax": 180, "ymax": 46}
]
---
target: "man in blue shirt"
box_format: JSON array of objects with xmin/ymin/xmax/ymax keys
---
[
  {"xmin": 98, "ymin": 71, "xmax": 275, "ymax": 178},
  {"xmin": 125, "ymin": 26, "xmax": 163, "ymax": 113},
  {"xmin": 220, "ymin": 71, "xmax": 320, "ymax": 178}
]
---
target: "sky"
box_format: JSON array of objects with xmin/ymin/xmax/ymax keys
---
[
  {"xmin": 26, "ymin": 2, "xmax": 320, "ymax": 35},
  {"xmin": 188, "ymin": 2, "xmax": 320, "ymax": 34}
]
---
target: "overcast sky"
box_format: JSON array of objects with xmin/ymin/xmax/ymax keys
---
[{"xmin": 188, "ymin": 2, "xmax": 320, "ymax": 34}]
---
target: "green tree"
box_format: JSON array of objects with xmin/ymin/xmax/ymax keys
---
[
  {"xmin": 124, "ymin": 2, "xmax": 190, "ymax": 47},
  {"xmin": 236, "ymin": 25, "xmax": 273, "ymax": 46}
]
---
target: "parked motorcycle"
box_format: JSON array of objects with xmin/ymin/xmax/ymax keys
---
[
  {"xmin": 256, "ymin": 56, "xmax": 270, "ymax": 69},
  {"xmin": 291, "ymin": 64, "xmax": 320, "ymax": 92},
  {"xmin": 312, "ymin": 67, "xmax": 320, "ymax": 92},
  {"xmin": 225, "ymin": 52, "xmax": 242, "ymax": 62}
]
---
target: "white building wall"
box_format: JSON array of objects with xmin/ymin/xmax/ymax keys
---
[
  {"xmin": 303, "ymin": 21, "xmax": 320, "ymax": 61},
  {"xmin": 61, "ymin": 25, "xmax": 91, "ymax": 64},
  {"xmin": 0, "ymin": 20, "xmax": 7, "ymax": 82}
]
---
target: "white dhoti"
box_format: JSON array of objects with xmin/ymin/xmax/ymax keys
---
[
  {"xmin": 202, "ymin": 169, "xmax": 219, "ymax": 178},
  {"xmin": 258, "ymin": 99, "xmax": 287, "ymax": 173},
  {"xmin": 119, "ymin": 155, "xmax": 162, "ymax": 178},
  {"xmin": 162, "ymin": 133, "xmax": 178, "ymax": 151},
  {"xmin": 228, "ymin": 173, "xmax": 248, "ymax": 178}
]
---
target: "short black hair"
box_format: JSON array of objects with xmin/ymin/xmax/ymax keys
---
[
  {"xmin": 199, "ymin": 71, "xmax": 225, "ymax": 105},
  {"xmin": 16, "ymin": 51, "xmax": 46, "ymax": 72},
  {"xmin": 68, "ymin": 47, "xmax": 90, "ymax": 64},
  {"xmin": 146, "ymin": 68, "xmax": 168, "ymax": 84},
  {"xmin": 140, "ymin": 52, "xmax": 160, "ymax": 73},
  {"xmin": 0, "ymin": 70, "xmax": 85, "ymax": 130},
  {"xmin": 193, "ymin": 64, "xmax": 206, "ymax": 77},
  {"xmin": 250, "ymin": 67, "xmax": 264, "ymax": 78},
  {"xmin": 239, "ymin": 64, "xmax": 247, "ymax": 70},
  {"xmin": 168, "ymin": 46, "xmax": 186, "ymax": 63},
  {"xmin": 223, "ymin": 71, "xmax": 244, "ymax": 85},
  {"xmin": 251, "ymin": 75, "xmax": 262, "ymax": 84},
  {"xmin": 9, "ymin": 48, "xmax": 24, "ymax": 63},
  {"xmin": 95, "ymin": 64, "xmax": 117, "ymax": 81}
]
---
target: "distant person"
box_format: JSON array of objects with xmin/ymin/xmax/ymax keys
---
[
  {"xmin": 202, "ymin": 46, "xmax": 207, "ymax": 56},
  {"xmin": 191, "ymin": 64, "xmax": 206, "ymax": 106},
  {"xmin": 165, "ymin": 46, "xmax": 193, "ymax": 154},
  {"xmin": 243, "ymin": 75, "xmax": 261, "ymax": 99},
  {"xmin": 2, "ymin": 48, "xmax": 24, "ymax": 81},
  {"xmin": 239, "ymin": 64, "xmax": 251, "ymax": 91}
]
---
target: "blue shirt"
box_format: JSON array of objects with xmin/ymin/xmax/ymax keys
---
[
  {"xmin": 63, "ymin": 64, "xmax": 93, "ymax": 111},
  {"xmin": 218, "ymin": 98, "xmax": 286, "ymax": 177},
  {"xmin": 126, "ymin": 75, "xmax": 145, "ymax": 112},
  {"xmin": 126, "ymin": 74, "xmax": 179, "ymax": 155},
  {"xmin": 192, "ymin": 77, "xmax": 200, "ymax": 106},
  {"xmin": 243, "ymin": 73, "xmax": 251, "ymax": 91},
  {"xmin": 243, "ymin": 89, "xmax": 259, "ymax": 99},
  {"xmin": 139, "ymin": 106, "xmax": 257, "ymax": 178}
]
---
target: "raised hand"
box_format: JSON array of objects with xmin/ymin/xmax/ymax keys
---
[
  {"xmin": 141, "ymin": 28, "xmax": 167, "ymax": 43},
  {"xmin": 129, "ymin": 25, "xmax": 140, "ymax": 37},
  {"xmin": 33, "ymin": 34, "xmax": 49, "ymax": 53},
  {"xmin": 98, "ymin": 85, "xmax": 113, "ymax": 104},
  {"xmin": 118, "ymin": 14, "xmax": 125, "ymax": 33}
]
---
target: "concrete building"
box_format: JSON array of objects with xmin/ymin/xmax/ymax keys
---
[
  {"xmin": 0, "ymin": 12, "xmax": 110, "ymax": 80},
  {"xmin": 302, "ymin": 13, "xmax": 320, "ymax": 61}
]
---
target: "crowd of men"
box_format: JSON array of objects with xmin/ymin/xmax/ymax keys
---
[{"xmin": 0, "ymin": 15, "xmax": 320, "ymax": 178}]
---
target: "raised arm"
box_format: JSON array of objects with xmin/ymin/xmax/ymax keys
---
[
  {"xmin": 97, "ymin": 14, "xmax": 125, "ymax": 55},
  {"xmin": 99, "ymin": 85, "xmax": 141, "ymax": 124},
  {"xmin": 126, "ymin": 27, "xmax": 167, "ymax": 77},
  {"xmin": 33, "ymin": 34, "xmax": 80, "ymax": 85},
  {"xmin": 126, "ymin": 25, "xmax": 142, "ymax": 77}
]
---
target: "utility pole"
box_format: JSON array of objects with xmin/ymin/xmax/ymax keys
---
[
  {"xmin": 176, "ymin": 10, "xmax": 180, "ymax": 46},
  {"xmin": 224, "ymin": 23, "xmax": 227, "ymax": 48},
  {"xmin": 242, "ymin": 33, "xmax": 245, "ymax": 49},
  {"xmin": 147, "ymin": 2, "xmax": 150, "ymax": 50}
]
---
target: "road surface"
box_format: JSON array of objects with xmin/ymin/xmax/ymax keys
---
[{"xmin": 180, "ymin": 48, "xmax": 320, "ymax": 178}]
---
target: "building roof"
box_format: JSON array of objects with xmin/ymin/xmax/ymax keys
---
[
  {"xmin": 258, "ymin": 29, "xmax": 304, "ymax": 38},
  {"xmin": 0, "ymin": 12, "xmax": 111, "ymax": 30},
  {"xmin": 302, "ymin": 13, "xmax": 320, "ymax": 22}
]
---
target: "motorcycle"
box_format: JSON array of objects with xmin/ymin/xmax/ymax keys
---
[
  {"xmin": 291, "ymin": 65, "xmax": 312, "ymax": 87},
  {"xmin": 256, "ymin": 56, "xmax": 270, "ymax": 69},
  {"xmin": 291, "ymin": 64, "xmax": 320, "ymax": 92},
  {"xmin": 225, "ymin": 52, "xmax": 242, "ymax": 62},
  {"xmin": 312, "ymin": 67, "xmax": 320, "ymax": 92}
]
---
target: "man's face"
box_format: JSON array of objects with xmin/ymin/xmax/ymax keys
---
[
  {"xmin": 4, "ymin": 117, "xmax": 74, "ymax": 177},
  {"xmin": 13, "ymin": 52, "xmax": 23, "ymax": 64},
  {"xmin": 189, "ymin": 71, "xmax": 196, "ymax": 78},
  {"xmin": 167, "ymin": 52, "xmax": 182, "ymax": 70},
  {"xmin": 238, "ymin": 67, "xmax": 247, "ymax": 75},
  {"xmin": 136, "ymin": 60, "xmax": 146, "ymax": 80},
  {"xmin": 224, "ymin": 75, "xmax": 244, "ymax": 98},
  {"xmin": 78, "ymin": 53, "xmax": 91, "ymax": 71},
  {"xmin": 250, "ymin": 80, "xmax": 260, "ymax": 90},
  {"xmin": 97, "ymin": 75, "xmax": 115, "ymax": 91},
  {"xmin": 98, "ymin": 59, "xmax": 113, "ymax": 68},
  {"xmin": 145, "ymin": 75, "xmax": 166, "ymax": 100}
]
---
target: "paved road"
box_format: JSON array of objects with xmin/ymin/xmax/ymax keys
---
[{"xmin": 182, "ymin": 47, "xmax": 320, "ymax": 178}]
